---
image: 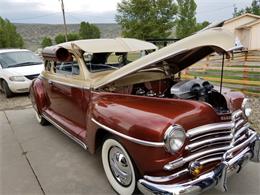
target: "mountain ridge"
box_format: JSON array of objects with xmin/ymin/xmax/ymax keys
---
[{"xmin": 15, "ymin": 23, "xmax": 121, "ymax": 51}]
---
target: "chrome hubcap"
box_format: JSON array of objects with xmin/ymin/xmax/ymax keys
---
[{"xmin": 109, "ymin": 146, "xmax": 132, "ymax": 186}]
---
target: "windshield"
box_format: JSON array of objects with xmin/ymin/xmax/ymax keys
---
[
  {"xmin": 84, "ymin": 52, "xmax": 143, "ymax": 73},
  {"xmin": 0, "ymin": 51, "xmax": 42, "ymax": 68}
]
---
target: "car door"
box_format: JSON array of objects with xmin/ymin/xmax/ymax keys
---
[{"xmin": 43, "ymin": 59, "xmax": 90, "ymax": 140}]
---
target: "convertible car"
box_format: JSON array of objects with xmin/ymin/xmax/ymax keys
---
[{"xmin": 30, "ymin": 33, "xmax": 260, "ymax": 195}]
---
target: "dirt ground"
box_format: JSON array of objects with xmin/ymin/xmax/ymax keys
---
[
  {"xmin": 0, "ymin": 92, "xmax": 31, "ymax": 111},
  {"xmin": 0, "ymin": 91, "xmax": 259, "ymax": 132}
]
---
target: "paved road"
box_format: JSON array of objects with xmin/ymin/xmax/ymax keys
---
[{"xmin": 0, "ymin": 108, "xmax": 259, "ymax": 195}]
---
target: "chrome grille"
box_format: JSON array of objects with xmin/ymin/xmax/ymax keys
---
[
  {"xmin": 185, "ymin": 110, "xmax": 248, "ymax": 164},
  {"xmin": 145, "ymin": 110, "xmax": 258, "ymax": 183},
  {"xmin": 164, "ymin": 110, "xmax": 251, "ymax": 171}
]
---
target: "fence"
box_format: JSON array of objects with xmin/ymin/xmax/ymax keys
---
[{"xmin": 183, "ymin": 50, "xmax": 260, "ymax": 95}]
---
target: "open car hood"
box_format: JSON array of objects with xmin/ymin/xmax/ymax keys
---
[{"xmin": 93, "ymin": 28, "xmax": 235, "ymax": 89}]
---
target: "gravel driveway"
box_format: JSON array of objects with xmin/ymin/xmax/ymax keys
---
[
  {"xmin": 0, "ymin": 91, "xmax": 259, "ymax": 132},
  {"xmin": 0, "ymin": 92, "xmax": 31, "ymax": 111}
]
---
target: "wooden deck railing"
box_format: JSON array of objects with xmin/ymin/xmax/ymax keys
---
[{"xmin": 183, "ymin": 50, "xmax": 260, "ymax": 95}]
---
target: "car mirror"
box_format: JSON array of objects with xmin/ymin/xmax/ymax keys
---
[{"xmin": 83, "ymin": 53, "xmax": 93, "ymax": 62}]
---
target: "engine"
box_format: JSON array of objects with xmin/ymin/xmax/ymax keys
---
[
  {"xmin": 170, "ymin": 78, "xmax": 213, "ymax": 99},
  {"xmin": 131, "ymin": 78, "xmax": 229, "ymax": 113}
]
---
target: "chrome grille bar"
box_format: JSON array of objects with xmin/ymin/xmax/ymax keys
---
[
  {"xmin": 185, "ymin": 135, "xmax": 233, "ymax": 151},
  {"xmin": 164, "ymin": 146, "xmax": 231, "ymax": 171},
  {"xmin": 186, "ymin": 122, "xmax": 233, "ymax": 138}
]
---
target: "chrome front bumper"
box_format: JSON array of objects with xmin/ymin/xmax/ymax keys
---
[{"xmin": 138, "ymin": 133, "xmax": 260, "ymax": 195}]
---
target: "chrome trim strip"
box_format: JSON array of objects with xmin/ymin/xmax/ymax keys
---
[
  {"xmin": 164, "ymin": 146, "xmax": 231, "ymax": 171},
  {"xmin": 200, "ymin": 157, "xmax": 222, "ymax": 165},
  {"xmin": 186, "ymin": 122, "xmax": 234, "ymax": 138},
  {"xmin": 49, "ymin": 79, "xmax": 87, "ymax": 89},
  {"xmin": 226, "ymin": 147, "xmax": 251, "ymax": 166},
  {"xmin": 234, "ymin": 119, "xmax": 245, "ymax": 129},
  {"xmin": 91, "ymin": 118, "xmax": 164, "ymax": 147},
  {"xmin": 190, "ymin": 131, "xmax": 231, "ymax": 142},
  {"xmin": 40, "ymin": 75, "xmax": 90, "ymax": 89},
  {"xmin": 185, "ymin": 135, "xmax": 233, "ymax": 151},
  {"xmin": 42, "ymin": 113, "xmax": 88, "ymax": 150},
  {"xmin": 234, "ymin": 123, "xmax": 250, "ymax": 139},
  {"xmin": 223, "ymin": 131, "xmax": 257, "ymax": 160},
  {"xmin": 144, "ymin": 169, "xmax": 189, "ymax": 183},
  {"xmin": 232, "ymin": 110, "xmax": 243, "ymax": 121}
]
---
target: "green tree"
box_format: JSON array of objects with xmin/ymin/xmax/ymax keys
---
[
  {"xmin": 233, "ymin": 0, "xmax": 260, "ymax": 17},
  {"xmin": 0, "ymin": 17, "xmax": 24, "ymax": 48},
  {"xmin": 67, "ymin": 33, "xmax": 80, "ymax": 41},
  {"xmin": 116, "ymin": 0, "xmax": 178, "ymax": 39},
  {"xmin": 55, "ymin": 34, "xmax": 66, "ymax": 44},
  {"xmin": 41, "ymin": 36, "xmax": 52, "ymax": 48},
  {"xmin": 79, "ymin": 22, "xmax": 100, "ymax": 39},
  {"xmin": 196, "ymin": 21, "xmax": 210, "ymax": 31},
  {"xmin": 176, "ymin": 0, "xmax": 197, "ymax": 39},
  {"xmin": 55, "ymin": 33, "xmax": 80, "ymax": 44}
]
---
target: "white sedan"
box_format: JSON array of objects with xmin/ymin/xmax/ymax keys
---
[{"xmin": 0, "ymin": 49, "xmax": 43, "ymax": 98}]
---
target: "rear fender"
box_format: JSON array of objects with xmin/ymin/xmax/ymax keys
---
[{"xmin": 30, "ymin": 78, "xmax": 49, "ymax": 114}]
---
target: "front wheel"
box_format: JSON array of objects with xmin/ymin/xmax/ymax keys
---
[
  {"xmin": 102, "ymin": 138, "xmax": 137, "ymax": 195},
  {"xmin": 2, "ymin": 80, "xmax": 13, "ymax": 98}
]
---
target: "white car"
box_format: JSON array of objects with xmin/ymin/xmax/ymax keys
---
[{"xmin": 0, "ymin": 49, "xmax": 43, "ymax": 98}]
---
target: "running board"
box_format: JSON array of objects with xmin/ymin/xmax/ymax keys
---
[{"xmin": 42, "ymin": 113, "xmax": 88, "ymax": 150}]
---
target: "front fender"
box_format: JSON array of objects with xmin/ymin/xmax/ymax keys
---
[{"xmin": 88, "ymin": 92, "xmax": 220, "ymax": 175}]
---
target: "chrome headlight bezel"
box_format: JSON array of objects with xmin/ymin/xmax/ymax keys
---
[
  {"xmin": 164, "ymin": 125, "xmax": 186, "ymax": 154},
  {"xmin": 242, "ymin": 98, "xmax": 252, "ymax": 118}
]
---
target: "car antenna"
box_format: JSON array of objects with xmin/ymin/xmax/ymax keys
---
[
  {"xmin": 220, "ymin": 53, "xmax": 225, "ymax": 94},
  {"xmin": 221, "ymin": 44, "xmax": 244, "ymax": 94}
]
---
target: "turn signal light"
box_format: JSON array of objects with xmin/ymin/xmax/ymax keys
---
[{"xmin": 189, "ymin": 161, "xmax": 203, "ymax": 176}]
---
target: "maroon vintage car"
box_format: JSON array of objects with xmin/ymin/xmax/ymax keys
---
[{"xmin": 30, "ymin": 33, "xmax": 260, "ymax": 195}]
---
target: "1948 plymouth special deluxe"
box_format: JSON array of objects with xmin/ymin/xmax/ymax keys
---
[{"xmin": 30, "ymin": 29, "xmax": 260, "ymax": 195}]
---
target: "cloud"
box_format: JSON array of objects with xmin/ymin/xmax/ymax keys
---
[
  {"xmin": 0, "ymin": 0, "xmax": 252, "ymax": 24},
  {"xmin": 0, "ymin": 0, "xmax": 118, "ymax": 23}
]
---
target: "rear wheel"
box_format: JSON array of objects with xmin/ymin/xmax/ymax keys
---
[
  {"xmin": 2, "ymin": 80, "xmax": 13, "ymax": 98},
  {"xmin": 34, "ymin": 110, "xmax": 49, "ymax": 126},
  {"xmin": 102, "ymin": 138, "xmax": 137, "ymax": 195}
]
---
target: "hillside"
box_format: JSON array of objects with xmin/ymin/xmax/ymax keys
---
[{"xmin": 15, "ymin": 23, "xmax": 121, "ymax": 51}]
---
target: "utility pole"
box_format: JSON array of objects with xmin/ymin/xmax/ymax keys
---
[{"xmin": 60, "ymin": 0, "xmax": 68, "ymax": 42}]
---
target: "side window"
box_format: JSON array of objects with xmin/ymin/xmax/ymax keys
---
[
  {"xmin": 53, "ymin": 60, "xmax": 80, "ymax": 76},
  {"xmin": 44, "ymin": 60, "xmax": 52, "ymax": 71}
]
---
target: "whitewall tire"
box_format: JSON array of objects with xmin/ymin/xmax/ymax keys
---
[
  {"xmin": 102, "ymin": 138, "xmax": 137, "ymax": 195},
  {"xmin": 34, "ymin": 110, "xmax": 48, "ymax": 126}
]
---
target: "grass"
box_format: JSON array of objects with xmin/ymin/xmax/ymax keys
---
[{"xmin": 189, "ymin": 72, "xmax": 260, "ymax": 81}]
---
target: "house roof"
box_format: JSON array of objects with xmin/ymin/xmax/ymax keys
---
[
  {"xmin": 236, "ymin": 19, "xmax": 260, "ymax": 29},
  {"xmin": 225, "ymin": 13, "xmax": 260, "ymax": 24}
]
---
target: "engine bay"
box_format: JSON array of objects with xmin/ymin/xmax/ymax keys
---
[{"xmin": 112, "ymin": 78, "xmax": 229, "ymax": 114}]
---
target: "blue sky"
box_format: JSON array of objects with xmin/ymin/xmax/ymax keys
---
[{"xmin": 0, "ymin": 0, "xmax": 253, "ymax": 24}]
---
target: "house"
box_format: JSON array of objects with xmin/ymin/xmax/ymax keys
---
[{"xmin": 223, "ymin": 13, "xmax": 260, "ymax": 50}]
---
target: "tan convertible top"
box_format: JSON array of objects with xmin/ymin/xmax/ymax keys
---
[
  {"xmin": 93, "ymin": 28, "xmax": 235, "ymax": 89},
  {"xmin": 58, "ymin": 38, "xmax": 158, "ymax": 53}
]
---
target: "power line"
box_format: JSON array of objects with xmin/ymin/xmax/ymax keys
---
[{"xmin": 10, "ymin": 13, "xmax": 60, "ymax": 21}]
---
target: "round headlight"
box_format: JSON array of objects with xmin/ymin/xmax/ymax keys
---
[
  {"xmin": 164, "ymin": 125, "xmax": 186, "ymax": 154},
  {"xmin": 242, "ymin": 98, "xmax": 252, "ymax": 118}
]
